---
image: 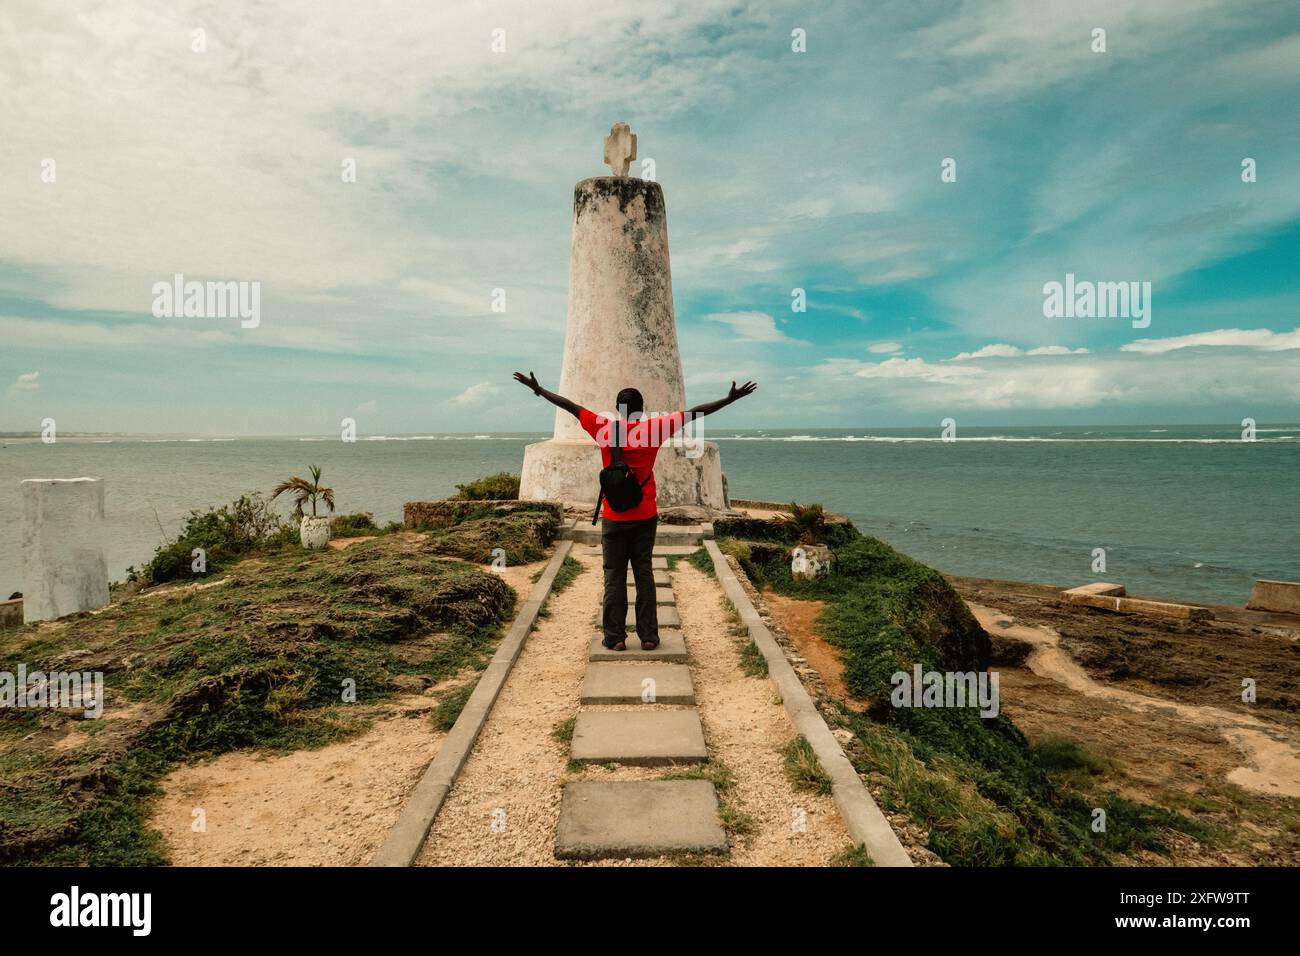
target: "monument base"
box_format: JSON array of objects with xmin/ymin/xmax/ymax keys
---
[{"xmin": 520, "ymin": 440, "xmax": 726, "ymax": 510}]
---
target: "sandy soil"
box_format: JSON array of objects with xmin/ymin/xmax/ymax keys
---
[
  {"xmin": 416, "ymin": 544, "xmax": 851, "ymax": 866},
  {"xmin": 416, "ymin": 545, "xmax": 601, "ymax": 866},
  {"xmin": 761, "ymin": 592, "xmax": 858, "ymax": 706},
  {"xmin": 151, "ymin": 695, "xmax": 444, "ymax": 866},
  {"xmin": 969, "ymin": 602, "xmax": 1300, "ymax": 799},
  {"xmin": 671, "ymin": 561, "xmax": 850, "ymax": 864},
  {"xmin": 148, "ymin": 555, "xmax": 553, "ymax": 867},
  {"xmin": 761, "ymin": 576, "xmax": 1300, "ymax": 865}
]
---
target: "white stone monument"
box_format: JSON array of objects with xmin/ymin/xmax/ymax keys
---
[
  {"xmin": 519, "ymin": 123, "xmax": 727, "ymax": 509},
  {"xmin": 21, "ymin": 477, "xmax": 110, "ymax": 623}
]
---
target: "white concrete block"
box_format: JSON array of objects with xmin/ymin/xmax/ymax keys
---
[{"xmin": 21, "ymin": 477, "xmax": 110, "ymax": 623}]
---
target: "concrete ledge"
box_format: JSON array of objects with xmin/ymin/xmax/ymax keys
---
[
  {"xmin": 703, "ymin": 540, "xmax": 913, "ymax": 867},
  {"xmin": 566, "ymin": 520, "xmax": 704, "ymax": 547},
  {"xmin": 1063, "ymin": 589, "xmax": 1214, "ymax": 621},
  {"xmin": 1062, "ymin": 582, "xmax": 1126, "ymax": 598},
  {"xmin": 0, "ymin": 598, "xmax": 22, "ymax": 630},
  {"xmin": 1246, "ymin": 579, "xmax": 1300, "ymax": 614},
  {"xmin": 370, "ymin": 538, "xmax": 574, "ymax": 866}
]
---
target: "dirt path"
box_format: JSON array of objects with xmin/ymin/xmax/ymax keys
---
[
  {"xmin": 151, "ymin": 695, "xmax": 444, "ymax": 865},
  {"xmin": 417, "ymin": 544, "xmax": 851, "ymax": 865},
  {"xmin": 968, "ymin": 602, "xmax": 1300, "ymax": 798}
]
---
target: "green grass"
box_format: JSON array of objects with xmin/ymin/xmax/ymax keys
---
[
  {"xmin": 782, "ymin": 736, "xmax": 833, "ymax": 795},
  {"xmin": 0, "ymin": 528, "xmax": 520, "ymax": 865},
  {"xmin": 685, "ymin": 547, "xmax": 714, "ymax": 576},
  {"xmin": 831, "ymin": 844, "xmax": 875, "ymax": 867},
  {"xmin": 722, "ymin": 527, "xmax": 1212, "ymax": 867},
  {"xmin": 432, "ymin": 681, "xmax": 477, "ymax": 732},
  {"xmin": 551, "ymin": 716, "xmax": 576, "ymax": 743},
  {"xmin": 739, "ymin": 638, "xmax": 768, "ymax": 678},
  {"xmin": 660, "ymin": 761, "xmax": 755, "ymax": 838}
]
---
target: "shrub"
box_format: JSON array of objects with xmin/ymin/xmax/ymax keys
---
[
  {"xmin": 132, "ymin": 494, "xmax": 295, "ymax": 585},
  {"xmin": 331, "ymin": 512, "xmax": 380, "ymax": 537},
  {"xmin": 453, "ymin": 472, "xmax": 520, "ymax": 500},
  {"xmin": 776, "ymin": 501, "xmax": 828, "ymax": 545}
]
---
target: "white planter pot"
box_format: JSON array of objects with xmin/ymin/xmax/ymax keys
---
[{"xmin": 300, "ymin": 515, "xmax": 332, "ymax": 550}]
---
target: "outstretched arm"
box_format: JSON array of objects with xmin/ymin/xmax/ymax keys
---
[
  {"xmin": 513, "ymin": 370, "xmax": 582, "ymax": 420},
  {"xmin": 686, "ymin": 380, "xmax": 757, "ymax": 419}
]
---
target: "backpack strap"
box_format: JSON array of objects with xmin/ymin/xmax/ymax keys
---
[{"xmin": 593, "ymin": 418, "xmax": 622, "ymax": 525}]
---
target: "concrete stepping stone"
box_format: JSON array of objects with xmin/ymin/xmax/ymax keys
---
[
  {"xmin": 555, "ymin": 780, "xmax": 727, "ymax": 860},
  {"xmin": 570, "ymin": 709, "xmax": 707, "ymax": 766},
  {"xmin": 580, "ymin": 662, "xmax": 695, "ymax": 705},
  {"xmin": 653, "ymin": 546, "xmax": 699, "ymax": 557},
  {"xmin": 589, "ymin": 630, "xmax": 687, "ymax": 662},
  {"xmin": 627, "ymin": 605, "xmax": 680, "ymax": 628},
  {"xmin": 625, "ymin": 586, "xmax": 674, "ymax": 605},
  {"xmin": 651, "ymin": 556, "xmax": 667, "ymax": 570},
  {"xmin": 626, "ymin": 569, "xmax": 670, "ymax": 587}
]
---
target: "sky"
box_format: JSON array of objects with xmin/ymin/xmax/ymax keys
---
[{"xmin": 1, "ymin": 0, "xmax": 1298, "ymax": 434}]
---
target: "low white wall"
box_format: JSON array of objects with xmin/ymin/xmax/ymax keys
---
[{"xmin": 21, "ymin": 477, "xmax": 110, "ymax": 623}]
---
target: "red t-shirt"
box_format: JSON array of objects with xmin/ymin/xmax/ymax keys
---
[{"xmin": 579, "ymin": 408, "xmax": 686, "ymax": 521}]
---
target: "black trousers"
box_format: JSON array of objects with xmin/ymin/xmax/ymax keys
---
[{"xmin": 601, "ymin": 516, "xmax": 658, "ymax": 643}]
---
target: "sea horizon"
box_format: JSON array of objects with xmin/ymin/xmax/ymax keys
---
[{"xmin": 3, "ymin": 425, "xmax": 1297, "ymax": 607}]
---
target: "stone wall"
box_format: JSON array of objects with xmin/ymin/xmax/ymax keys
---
[{"xmin": 403, "ymin": 499, "xmax": 562, "ymax": 531}]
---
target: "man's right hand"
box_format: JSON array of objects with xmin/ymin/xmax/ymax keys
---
[{"xmin": 513, "ymin": 371, "xmax": 542, "ymax": 395}]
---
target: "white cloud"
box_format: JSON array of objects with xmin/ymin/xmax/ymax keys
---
[
  {"xmin": 810, "ymin": 345, "xmax": 1300, "ymax": 411},
  {"xmin": 1121, "ymin": 327, "xmax": 1300, "ymax": 354},
  {"xmin": 448, "ymin": 381, "xmax": 499, "ymax": 406},
  {"xmin": 7, "ymin": 371, "xmax": 39, "ymax": 396},
  {"xmin": 703, "ymin": 311, "xmax": 808, "ymax": 344},
  {"xmin": 949, "ymin": 344, "xmax": 1088, "ymax": 360},
  {"xmin": 868, "ymin": 341, "xmax": 902, "ymax": 354}
]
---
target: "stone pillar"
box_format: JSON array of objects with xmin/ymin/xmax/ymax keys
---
[
  {"xmin": 520, "ymin": 161, "xmax": 725, "ymax": 508},
  {"xmin": 21, "ymin": 478, "xmax": 110, "ymax": 623}
]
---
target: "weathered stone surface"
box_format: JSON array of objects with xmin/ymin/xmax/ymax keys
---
[
  {"xmin": 1062, "ymin": 582, "xmax": 1126, "ymax": 598},
  {"xmin": 0, "ymin": 599, "xmax": 22, "ymax": 630},
  {"xmin": 627, "ymin": 605, "xmax": 680, "ymax": 629},
  {"xmin": 626, "ymin": 569, "xmax": 670, "ymax": 587},
  {"xmin": 580, "ymin": 662, "xmax": 695, "ymax": 705},
  {"xmin": 602, "ymin": 121, "xmax": 637, "ymax": 177},
  {"xmin": 21, "ymin": 478, "xmax": 109, "ymax": 623},
  {"xmin": 791, "ymin": 543, "xmax": 832, "ymax": 580},
  {"xmin": 555, "ymin": 780, "xmax": 726, "ymax": 859},
  {"xmin": 625, "ymin": 586, "xmax": 674, "ymax": 605},
  {"xmin": 589, "ymin": 630, "xmax": 687, "ymax": 662},
  {"xmin": 518, "ymin": 172, "xmax": 725, "ymax": 509},
  {"xmin": 651, "ymin": 556, "xmax": 668, "ymax": 570},
  {"xmin": 1246, "ymin": 579, "xmax": 1300, "ymax": 614},
  {"xmin": 570, "ymin": 709, "xmax": 707, "ymax": 765}
]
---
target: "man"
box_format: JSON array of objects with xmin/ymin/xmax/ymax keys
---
[{"xmin": 513, "ymin": 371, "xmax": 757, "ymax": 651}]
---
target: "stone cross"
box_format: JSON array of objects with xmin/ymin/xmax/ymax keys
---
[{"xmin": 603, "ymin": 122, "xmax": 637, "ymax": 177}]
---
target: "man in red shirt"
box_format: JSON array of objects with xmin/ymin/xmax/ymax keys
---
[{"xmin": 513, "ymin": 372, "xmax": 756, "ymax": 650}]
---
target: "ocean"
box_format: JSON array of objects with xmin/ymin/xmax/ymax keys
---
[{"xmin": 1, "ymin": 424, "xmax": 1297, "ymax": 607}]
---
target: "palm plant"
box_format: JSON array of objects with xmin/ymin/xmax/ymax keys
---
[
  {"xmin": 271, "ymin": 464, "xmax": 336, "ymax": 518},
  {"xmin": 777, "ymin": 501, "xmax": 827, "ymax": 545}
]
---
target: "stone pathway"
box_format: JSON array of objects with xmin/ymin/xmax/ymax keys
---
[{"xmin": 555, "ymin": 537, "xmax": 729, "ymax": 860}]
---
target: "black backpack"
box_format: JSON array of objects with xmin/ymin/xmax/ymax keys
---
[{"xmin": 592, "ymin": 419, "xmax": 651, "ymax": 524}]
